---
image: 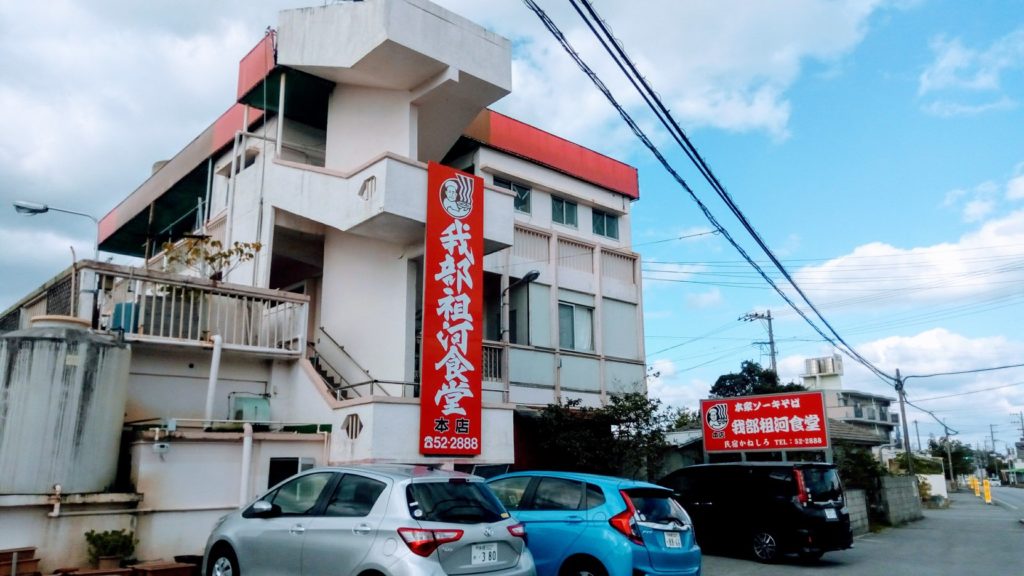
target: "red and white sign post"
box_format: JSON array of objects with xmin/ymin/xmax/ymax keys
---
[
  {"xmin": 700, "ymin": 391, "xmax": 830, "ymax": 453},
  {"xmin": 419, "ymin": 162, "xmax": 484, "ymax": 456}
]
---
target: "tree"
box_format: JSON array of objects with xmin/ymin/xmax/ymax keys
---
[
  {"xmin": 709, "ymin": 360, "xmax": 806, "ymax": 398},
  {"xmin": 671, "ymin": 406, "xmax": 701, "ymax": 429},
  {"xmin": 606, "ymin": 392, "xmax": 675, "ymax": 482},
  {"xmin": 928, "ymin": 438, "xmax": 974, "ymax": 479},
  {"xmin": 530, "ymin": 392, "xmax": 676, "ymax": 481}
]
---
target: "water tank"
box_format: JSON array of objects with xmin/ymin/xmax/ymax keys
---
[{"xmin": 0, "ymin": 316, "xmax": 131, "ymax": 494}]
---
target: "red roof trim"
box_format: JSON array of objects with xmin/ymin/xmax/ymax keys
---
[
  {"xmin": 464, "ymin": 110, "xmax": 639, "ymax": 199},
  {"xmin": 237, "ymin": 33, "xmax": 276, "ymax": 101}
]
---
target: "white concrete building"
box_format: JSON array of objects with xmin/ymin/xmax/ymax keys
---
[
  {"xmin": 0, "ymin": 0, "xmax": 645, "ymax": 569},
  {"xmin": 802, "ymin": 354, "xmax": 898, "ymax": 445}
]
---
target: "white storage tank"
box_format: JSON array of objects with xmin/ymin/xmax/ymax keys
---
[{"xmin": 0, "ymin": 316, "xmax": 131, "ymax": 494}]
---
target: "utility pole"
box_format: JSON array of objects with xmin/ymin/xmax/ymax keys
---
[
  {"xmin": 895, "ymin": 369, "xmax": 914, "ymax": 475},
  {"xmin": 943, "ymin": 419, "xmax": 956, "ymax": 489},
  {"xmin": 914, "ymin": 420, "xmax": 922, "ymax": 452},
  {"xmin": 740, "ymin": 310, "xmax": 776, "ymax": 373}
]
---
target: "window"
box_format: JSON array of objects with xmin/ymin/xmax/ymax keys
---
[
  {"xmin": 495, "ymin": 177, "xmax": 532, "ymax": 214},
  {"xmin": 265, "ymin": 472, "xmax": 334, "ymax": 516},
  {"xmin": 559, "ymin": 302, "xmax": 593, "ymax": 351},
  {"xmin": 406, "ymin": 481, "xmax": 506, "ymax": 524},
  {"xmin": 552, "ymin": 197, "xmax": 578, "ymax": 227},
  {"xmin": 530, "ymin": 477, "xmax": 583, "ymax": 511},
  {"xmin": 324, "ymin": 474, "xmax": 386, "ymax": 517},
  {"xmin": 592, "ymin": 209, "xmax": 619, "ymax": 239},
  {"xmin": 488, "ymin": 476, "xmax": 533, "ymax": 510}
]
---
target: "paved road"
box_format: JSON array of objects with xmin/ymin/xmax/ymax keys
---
[{"xmin": 701, "ymin": 488, "xmax": 1024, "ymax": 575}]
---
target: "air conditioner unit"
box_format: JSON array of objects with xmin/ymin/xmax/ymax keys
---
[{"xmin": 805, "ymin": 359, "xmax": 820, "ymax": 375}]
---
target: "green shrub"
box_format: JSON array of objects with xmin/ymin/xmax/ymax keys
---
[{"xmin": 84, "ymin": 529, "xmax": 136, "ymax": 566}]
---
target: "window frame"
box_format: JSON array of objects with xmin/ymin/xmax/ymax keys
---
[
  {"xmin": 552, "ymin": 196, "xmax": 578, "ymax": 227},
  {"xmin": 558, "ymin": 301, "xmax": 594, "ymax": 352},
  {"xmin": 494, "ymin": 177, "xmax": 532, "ymax": 214},
  {"xmin": 592, "ymin": 208, "xmax": 620, "ymax": 239}
]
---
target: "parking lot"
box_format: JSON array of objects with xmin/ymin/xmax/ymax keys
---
[{"xmin": 700, "ymin": 489, "xmax": 1024, "ymax": 575}]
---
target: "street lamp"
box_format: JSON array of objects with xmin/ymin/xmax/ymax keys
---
[
  {"xmin": 501, "ymin": 270, "xmax": 540, "ymax": 398},
  {"xmin": 12, "ymin": 200, "xmax": 100, "ymax": 260}
]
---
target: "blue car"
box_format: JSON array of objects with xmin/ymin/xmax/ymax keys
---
[{"xmin": 487, "ymin": 471, "xmax": 701, "ymax": 576}]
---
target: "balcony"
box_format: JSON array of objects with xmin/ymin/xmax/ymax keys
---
[{"xmin": 0, "ymin": 261, "xmax": 308, "ymax": 356}]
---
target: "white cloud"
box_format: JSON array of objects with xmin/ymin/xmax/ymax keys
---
[
  {"xmin": 919, "ymin": 29, "xmax": 1024, "ymax": 95},
  {"xmin": 962, "ymin": 199, "xmax": 996, "ymax": 223},
  {"xmin": 437, "ymin": 0, "xmax": 898, "ymax": 145},
  {"xmin": 685, "ymin": 288, "xmax": 724, "ymax": 309},
  {"xmin": 918, "ymin": 27, "xmax": 1024, "ymax": 117},
  {"xmin": 792, "ymin": 209, "xmax": 1024, "ymax": 309},
  {"xmin": 1007, "ymin": 175, "xmax": 1024, "ymax": 200}
]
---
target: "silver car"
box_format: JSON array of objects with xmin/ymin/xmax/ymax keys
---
[{"xmin": 203, "ymin": 465, "xmax": 535, "ymax": 576}]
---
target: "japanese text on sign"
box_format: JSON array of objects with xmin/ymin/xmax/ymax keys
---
[{"xmin": 700, "ymin": 391, "xmax": 829, "ymax": 453}]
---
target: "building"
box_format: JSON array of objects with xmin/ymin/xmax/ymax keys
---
[
  {"xmin": 0, "ymin": 0, "xmax": 645, "ymax": 569},
  {"xmin": 802, "ymin": 354, "xmax": 898, "ymax": 446}
]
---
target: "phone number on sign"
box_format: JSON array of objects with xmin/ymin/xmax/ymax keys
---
[{"xmin": 423, "ymin": 436, "xmax": 479, "ymax": 450}]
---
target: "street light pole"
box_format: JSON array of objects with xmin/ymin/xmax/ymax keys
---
[
  {"xmin": 13, "ymin": 200, "xmax": 100, "ymax": 260},
  {"xmin": 501, "ymin": 270, "xmax": 540, "ymax": 401}
]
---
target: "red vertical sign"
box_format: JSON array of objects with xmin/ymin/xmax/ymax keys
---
[{"xmin": 420, "ymin": 162, "xmax": 484, "ymax": 455}]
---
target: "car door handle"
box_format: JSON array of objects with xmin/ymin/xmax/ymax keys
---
[
  {"xmin": 289, "ymin": 524, "xmax": 306, "ymax": 535},
  {"xmin": 353, "ymin": 524, "xmax": 372, "ymax": 535},
  {"xmin": 565, "ymin": 515, "xmax": 584, "ymax": 523}
]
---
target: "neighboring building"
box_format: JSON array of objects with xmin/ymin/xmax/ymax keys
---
[
  {"xmin": 802, "ymin": 354, "xmax": 898, "ymax": 445},
  {"xmin": 0, "ymin": 0, "xmax": 645, "ymax": 569}
]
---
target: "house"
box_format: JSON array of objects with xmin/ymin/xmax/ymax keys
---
[
  {"xmin": 0, "ymin": 0, "xmax": 645, "ymax": 570},
  {"xmin": 802, "ymin": 354, "xmax": 898, "ymax": 446}
]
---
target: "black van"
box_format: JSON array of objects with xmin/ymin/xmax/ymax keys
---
[{"xmin": 658, "ymin": 462, "xmax": 853, "ymax": 562}]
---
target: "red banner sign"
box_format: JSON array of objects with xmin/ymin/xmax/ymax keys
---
[
  {"xmin": 700, "ymin": 391, "xmax": 829, "ymax": 453},
  {"xmin": 419, "ymin": 162, "xmax": 484, "ymax": 455}
]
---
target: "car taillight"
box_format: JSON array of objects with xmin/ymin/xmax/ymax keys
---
[
  {"xmin": 507, "ymin": 523, "xmax": 527, "ymax": 538},
  {"xmin": 794, "ymin": 469, "xmax": 809, "ymax": 505},
  {"xmin": 609, "ymin": 491, "xmax": 644, "ymax": 545},
  {"xmin": 398, "ymin": 527, "xmax": 464, "ymax": 557}
]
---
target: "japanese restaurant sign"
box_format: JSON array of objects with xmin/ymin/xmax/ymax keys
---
[
  {"xmin": 419, "ymin": 162, "xmax": 484, "ymax": 455},
  {"xmin": 700, "ymin": 391, "xmax": 829, "ymax": 453}
]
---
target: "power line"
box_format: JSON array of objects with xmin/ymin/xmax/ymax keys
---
[
  {"xmin": 559, "ymin": 0, "xmax": 893, "ymax": 384},
  {"xmin": 521, "ymin": 0, "xmax": 892, "ymax": 387}
]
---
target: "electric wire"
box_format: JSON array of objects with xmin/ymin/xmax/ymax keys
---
[
  {"xmin": 520, "ymin": 0, "xmax": 890, "ymax": 386},
  {"xmin": 565, "ymin": 0, "xmax": 893, "ymax": 383}
]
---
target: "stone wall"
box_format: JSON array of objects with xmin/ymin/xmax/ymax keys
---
[
  {"xmin": 879, "ymin": 476, "xmax": 923, "ymax": 525},
  {"xmin": 845, "ymin": 488, "xmax": 870, "ymax": 535}
]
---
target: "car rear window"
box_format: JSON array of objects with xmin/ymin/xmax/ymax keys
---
[
  {"xmin": 802, "ymin": 467, "xmax": 843, "ymax": 501},
  {"xmin": 406, "ymin": 481, "xmax": 507, "ymax": 524},
  {"xmin": 626, "ymin": 489, "xmax": 691, "ymax": 525}
]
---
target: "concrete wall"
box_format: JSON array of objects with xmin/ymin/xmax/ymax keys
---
[
  {"xmin": 879, "ymin": 476, "xmax": 923, "ymax": 525},
  {"xmin": 846, "ymin": 488, "xmax": 870, "ymax": 535}
]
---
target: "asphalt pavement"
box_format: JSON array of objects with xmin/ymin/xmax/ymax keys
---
[{"xmin": 701, "ymin": 488, "xmax": 1024, "ymax": 575}]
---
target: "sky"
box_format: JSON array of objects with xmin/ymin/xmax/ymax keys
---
[{"xmin": 2, "ymin": 0, "xmax": 1023, "ymax": 454}]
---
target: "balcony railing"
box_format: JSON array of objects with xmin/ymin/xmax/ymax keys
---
[{"xmin": 1, "ymin": 261, "xmax": 308, "ymax": 356}]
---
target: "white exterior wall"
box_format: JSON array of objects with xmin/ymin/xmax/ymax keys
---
[
  {"xmin": 326, "ymin": 86, "xmax": 416, "ymax": 169},
  {"xmin": 321, "ymin": 231, "xmax": 413, "ymax": 382}
]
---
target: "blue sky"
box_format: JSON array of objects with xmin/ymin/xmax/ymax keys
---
[{"xmin": 1, "ymin": 0, "xmax": 1022, "ymax": 451}]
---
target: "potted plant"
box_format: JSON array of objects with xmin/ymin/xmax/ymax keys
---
[{"xmin": 84, "ymin": 529, "xmax": 136, "ymax": 568}]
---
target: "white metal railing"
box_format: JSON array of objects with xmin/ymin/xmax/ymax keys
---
[{"xmin": 86, "ymin": 261, "xmax": 308, "ymax": 355}]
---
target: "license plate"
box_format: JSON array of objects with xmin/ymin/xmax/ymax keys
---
[
  {"xmin": 664, "ymin": 531, "xmax": 682, "ymax": 548},
  {"xmin": 824, "ymin": 508, "xmax": 838, "ymax": 520},
  {"xmin": 472, "ymin": 543, "xmax": 499, "ymax": 564}
]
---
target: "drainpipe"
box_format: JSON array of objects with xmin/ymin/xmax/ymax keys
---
[
  {"xmin": 204, "ymin": 335, "xmax": 224, "ymax": 428},
  {"xmin": 47, "ymin": 484, "xmax": 62, "ymax": 518},
  {"xmin": 240, "ymin": 423, "xmax": 253, "ymax": 507}
]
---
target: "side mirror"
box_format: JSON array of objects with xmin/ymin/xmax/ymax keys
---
[{"xmin": 251, "ymin": 500, "xmax": 278, "ymax": 518}]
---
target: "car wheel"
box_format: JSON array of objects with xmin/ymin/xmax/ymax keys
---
[
  {"xmin": 751, "ymin": 529, "xmax": 780, "ymax": 563},
  {"xmin": 560, "ymin": 559, "xmax": 607, "ymax": 576},
  {"xmin": 208, "ymin": 545, "xmax": 239, "ymax": 576}
]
